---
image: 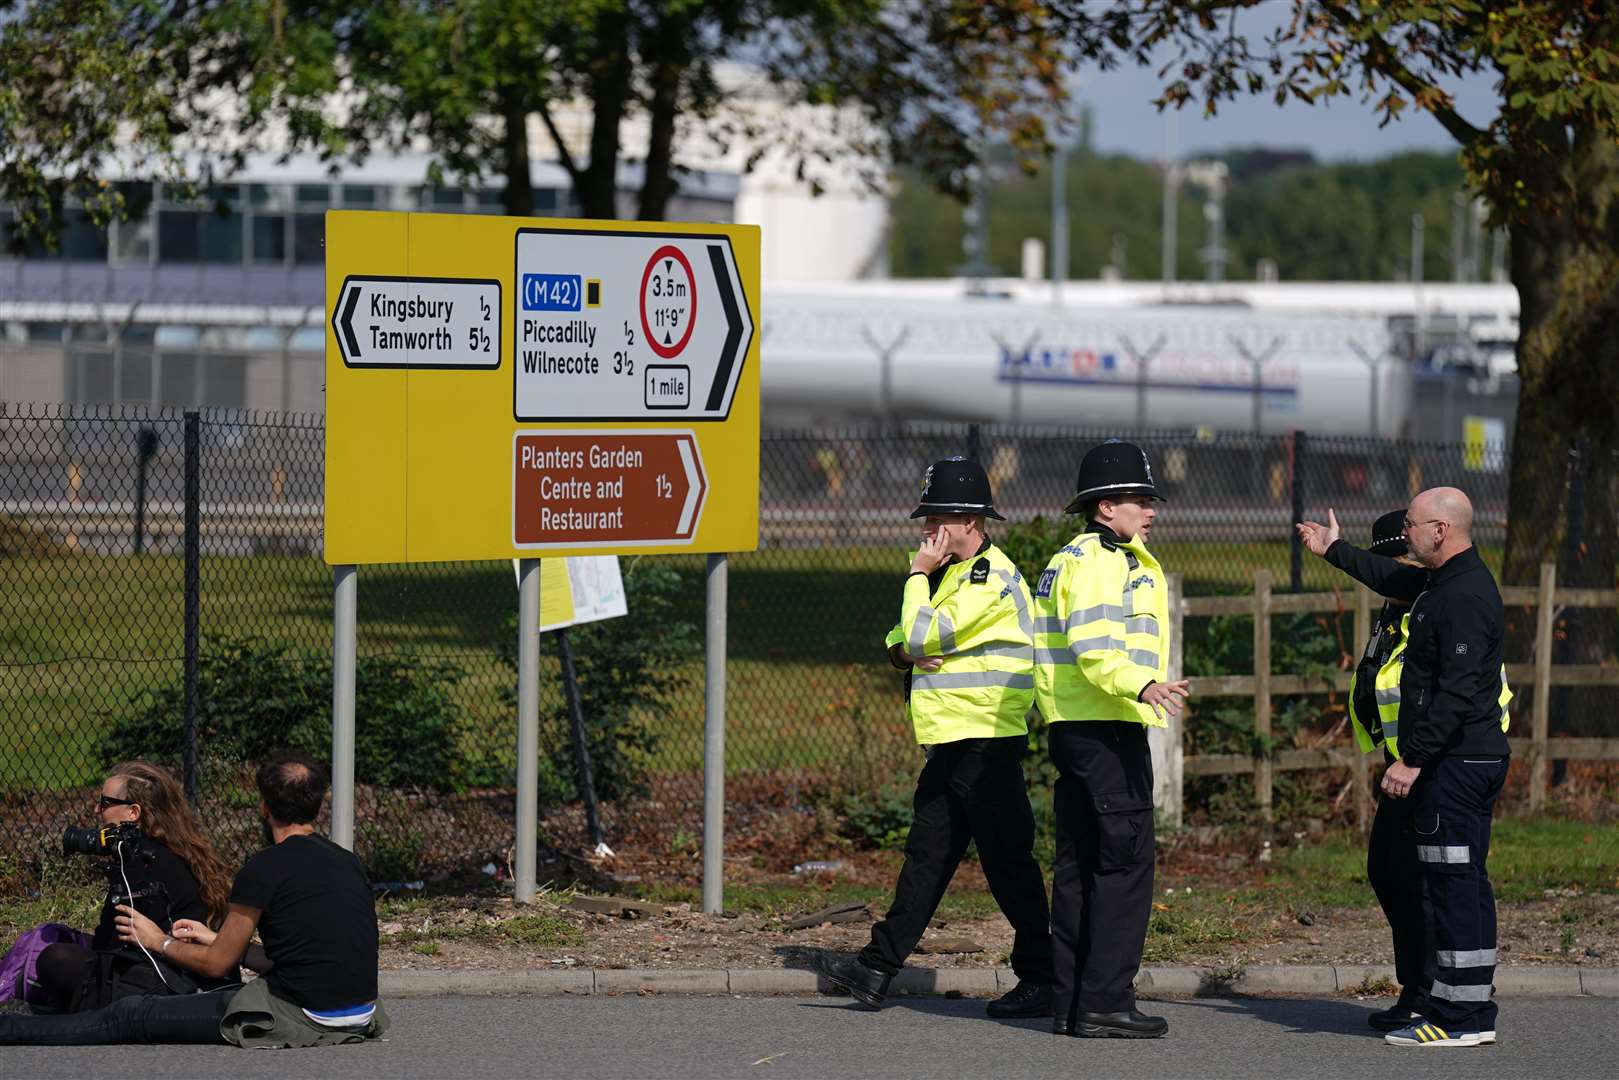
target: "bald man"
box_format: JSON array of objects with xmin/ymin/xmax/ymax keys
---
[{"xmin": 1298, "ymin": 489, "xmax": 1509, "ymax": 1048}]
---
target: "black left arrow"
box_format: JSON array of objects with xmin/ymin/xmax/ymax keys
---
[
  {"xmin": 704, "ymin": 245, "xmax": 746, "ymax": 412},
  {"xmin": 338, "ymin": 284, "xmax": 363, "ymax": 359}
]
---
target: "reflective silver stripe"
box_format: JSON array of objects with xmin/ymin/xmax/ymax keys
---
[
  {"xmin": 1128, "ymin": 649, "xmax": 1160, "ymax": 668},
  {"xmin": 937, "ymin": 612, "xmax": 956, "ymax": 655},
  {"xmin": 1375, "ymin": 687, "xmax": 1401, "ymax": 707},
  {"xmin": 1382, "ymin": 719, "xmax": 1399, "ymax": 739},
  {"xmin": 908, "ymin": 607, "xmax": 933, "ymax": 656},
  {"xmin": 1125, "ymin": 616, "xmax": 1159, "ymax": 636},
  {"xmin": 1429, "ymin": 980, "xmax": 1493, "ymax": 1003},
  {"xmin": 955, "ymin": 642, "xmax": 1033, "ymax": 662},
  {"xmin": 1437, "ymin": 949, "xmax": 1497, "ymax": 968},
  {"xmin": 1416, "ymin": 845, "xmax": 1470, "ymax": 864},
  {"xmin": 995, "ymin": 570, "xmax": 1034, "ymax": 638},
  {"xmin": 1067, "ymin": 603, "xmax": 1125, "ymax": 626},
  {"xmin": 1034, "ymin": 616, "xmax": 1065, "ymax": 636},
  {"xmin": 912, "ymin": 671, "xmax": 1035, "ymax": 692},
  {"xmin": 1121, "ymin": 575, "xmax": 1134, "ymax": 618},
  {"xmin": 1034, "ymin": 647, "xmax": 1074, "ymax": 666},
  {"xmin": 1069, "ymin": 635, "xmax": 1126, "ymax": 655}
]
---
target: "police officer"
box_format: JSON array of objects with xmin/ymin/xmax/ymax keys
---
[
  {"xmin": 1033, "ymin": 441, "xmax": 1188, "ymax": 1039},
  {"xmin": 1300, "ymin": 489, "xmax": 1510, "ymax": 1048},
  {"xmin": 817, "ymin": 457, "xmax": 1055, "ymax": 1019}
]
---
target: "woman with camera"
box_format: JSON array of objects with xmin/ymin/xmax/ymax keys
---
[{"xmin": 32, "ymin": 761, "xmax": 235, "ymax": 1012}]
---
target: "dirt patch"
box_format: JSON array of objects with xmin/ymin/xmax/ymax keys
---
[{"xmin": 378, "ymin": 888, "xmax": 1619, "ymax": 975}]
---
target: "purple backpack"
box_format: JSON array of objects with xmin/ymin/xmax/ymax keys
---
[{"xmin": 0, "ymin": 923, "xmax": 91, "ymax": 1006}]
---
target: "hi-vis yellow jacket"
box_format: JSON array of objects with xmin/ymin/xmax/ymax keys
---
[
  {"xmin": 1033, "ymin": 528, "xmax": 1169, "ymax": 726},
  {"xmin": 883, "ymin": 543, "xmax": 1036, "ymax": 745},
  {"xmin": 1349, "ymin": 611, "xmax": 1512, "ymax": 759}
]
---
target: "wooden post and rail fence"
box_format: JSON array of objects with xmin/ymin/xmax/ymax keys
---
[{"xmin": 1156, "ymin": 563, "xmax": 1619, "ymax": 829}]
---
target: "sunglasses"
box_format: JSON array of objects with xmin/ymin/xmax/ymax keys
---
[{"xmin": 96, "ymin": 794, "xmax": 136, "ymax": 810}]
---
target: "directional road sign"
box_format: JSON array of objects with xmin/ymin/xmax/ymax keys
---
[
  {"xmin": 513, "ymin": 229, "xmax": 753, "ymax": 420},
  {"xmin": 513, "ymin": 430, "xmax": 706, "ymax": 547},
  {"xmin": 323, "ymin": 211, "xmax": 760, "ymax": 564},
  {"xmin": 332, "ymin": 276, "xmax": 500, "ymax": 369}
]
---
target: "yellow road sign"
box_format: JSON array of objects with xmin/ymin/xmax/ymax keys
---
[{"xmin": 323, "ymin": 211, "xmax": 760, "ymax": 564}]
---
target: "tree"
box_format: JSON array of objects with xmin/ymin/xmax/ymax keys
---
[
  {"xmin": 1055, "ymin": 2, "xmax": 1617, "ymax": 637},
  {"xmin": 0, "ymin": 1, "xmax": 1073, "ymax": 236}
]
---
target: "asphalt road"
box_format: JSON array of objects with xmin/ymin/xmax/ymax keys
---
[{"xmin": 3, "ymin": 995, "xmax": 1614, "ymax": 1079}]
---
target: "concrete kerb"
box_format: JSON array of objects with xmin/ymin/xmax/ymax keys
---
[
  {"xmin": 377, "ymin": 964, "xmax": 1614, "ymax": 999},
  {"xmin": 1580, "ymin": 967, "xmax": 1619, "ymax": 997}
]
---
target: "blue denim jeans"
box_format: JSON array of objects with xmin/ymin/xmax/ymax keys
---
[{"xmin": 0, "ymin": 986, "xmax": 235, "ymax": 1045}]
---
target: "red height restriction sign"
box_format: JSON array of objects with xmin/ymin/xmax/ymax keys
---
[
  {"xmin": 640, "ymin": 245, "xmax": 696, "ymax": 359},
  {"xmin": 513, "ymin": 430, "xmax": 707, "ymax": 547}
]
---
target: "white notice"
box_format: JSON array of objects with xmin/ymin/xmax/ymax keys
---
[
  {"xmin": 560, "ymin": 556, "xmax": 628, "ymax": 627},
  {"xmin": 512, "ymin": 228, "xmax": 753, "ymax": 420},
  {"xmin": 333, "ymin": 276, "xmax": 501, "ymax": 369}
]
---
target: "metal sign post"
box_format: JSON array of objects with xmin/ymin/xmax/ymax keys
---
[
  {"xmin": 331, "ymin": 564, "xmax": 357, "ymax": 849},
  {"xmin": 702, "ymin": 553, "xmax": 728, "ymax": 914},
  {"xmin": 515, "ymin": 558, "xmax": 540, "ymax": 902}
]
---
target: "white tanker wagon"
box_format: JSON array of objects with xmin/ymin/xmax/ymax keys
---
[{"xmin": 760, "ymin": 294, "xmax": 1413, "ymax": 438}]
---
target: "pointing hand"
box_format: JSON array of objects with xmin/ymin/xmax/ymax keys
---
[{"xmin": 1295, "ymin": 508, "xmax": 1341, "ymax": 557}]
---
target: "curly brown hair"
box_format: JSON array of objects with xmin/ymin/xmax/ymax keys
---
[{"xmin": 107, "ymin": 761, "xmax": 233, "ymax": 928}]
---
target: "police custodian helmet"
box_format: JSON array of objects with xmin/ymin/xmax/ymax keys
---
[
  {"xmin": 912, "ymin": 456, "xmax": 1005, "ymax": 520},
  {"xmin": 1370, "ymin": 509, "xmax": 1409, "ymax": 557},
  {"xmin": 1062, "ymin": 440, "xmax": 1162, "ymax": 514}
]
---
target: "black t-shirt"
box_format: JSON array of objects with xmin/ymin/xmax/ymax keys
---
[
  {"xmin": 229, "ymin": 833, "xmax": 378, "ymax": 1010},
  {"xmin": 90, "ymin": 838, "xmax": 206, "ymax": 952}
]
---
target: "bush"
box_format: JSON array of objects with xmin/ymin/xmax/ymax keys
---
[
  {"xmin": 360, "ymin": 823, "xmax": 427, "ymax": 882},
  {"xmin": 100, "ymin": 635, "xmax": 465, "ymax": 791},
  {"xmin": 840, "ymin": 774, "xmax": 915, "ymax": 850},
  {"xmin": 998, "ymin": 514, "xmax": 1083, "ymax": 585},
  {"xmin": 500, "ymin": 558, "xmax": 700, "ymax": 802}
]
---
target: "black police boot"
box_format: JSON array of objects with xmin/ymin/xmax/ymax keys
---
[
  {"xmin": 815, "ymin": 954, "xmax": 891, "ymax": 1009},
  {"xmin": 1074, "ymin": 1009, "xmax": 1169, "ymax": 1039},
  {"xmin": 987, "ymin": 980, "xmax": 1053, "ymax": 1019},
  {"xmin": 1368, "ymin": 997, "xmax": 1424, "ymax": 1032}
]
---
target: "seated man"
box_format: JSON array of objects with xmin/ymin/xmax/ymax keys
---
[{"xmin": 0, "ymin": 752, "xmax": 387, "ymax": 1048}]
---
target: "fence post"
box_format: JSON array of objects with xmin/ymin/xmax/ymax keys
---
[
  {"xmin": 182, "ymin": 410, "xmax": 200, "ymax": 806},
  {"xmin": 1253, "ymin": 567, "xmax": 1273, "ymax": 822},
  {"xmin": 1290, "ymin": 430, "xmax": 1307, "ymax": 592},
  {"xmin": 133, "ymin": 427, "xmax": 158, "ymax": 555},
  {"xmin": 1352, "ymin": 584, "xmax": 1372, "ymax": 833},
  {"xmin": 1552, "ymin": 437, "xmax": 1588, "ymax": 788},
  {"xmin": 1530, "ymin": 561, "xmax": 1556, "ymax": 812},
  {"xmin": 1165, "ymin": 572, "xmax": 1185, "ymax": 828},
  {"xmin": 966, "ymin": 423, "xmax": 982, "ymax": 463}
]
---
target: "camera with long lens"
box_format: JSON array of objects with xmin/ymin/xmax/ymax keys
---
[
  {"xmin": 63, "ymin": 820, "xmax": 153, "ymax": 859},
  {"xmin": 62, "ymin": 821, "xmax": 171, "ymax": 929}
]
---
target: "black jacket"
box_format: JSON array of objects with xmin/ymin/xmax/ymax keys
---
[{"xmin": 1326, "ymin": 541, "xmax": 1511, "ymax": 766}]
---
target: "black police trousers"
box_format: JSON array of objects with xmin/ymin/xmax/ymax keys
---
[
  {"xmin": 862, "ymin": 735, "xmax": 1053, "ymax": 984},
  {"xmin": 1406, "ymin": 754, "xmax": 1507, "ymax": 1032},
  {"xmin": 1049, "ymin": 720, "xmax": 1155, "ymax": 1025},
  {"xmin": 1367, "ymin": 764, "xmax": 1433, "ymax": 1016}
]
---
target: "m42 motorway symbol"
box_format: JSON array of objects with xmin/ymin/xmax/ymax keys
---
[
  {"xmin": 513, "ymin": 229, "xmax": 754, "ymax": 421},
  {"xmin": 333, "ymin": 276, "xmax": 502, "ymax": 369}
]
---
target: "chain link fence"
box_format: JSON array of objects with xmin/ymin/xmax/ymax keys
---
[{"xmin": 4, "ymin": 403, "xmax": 1607, "ymax": 888}]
